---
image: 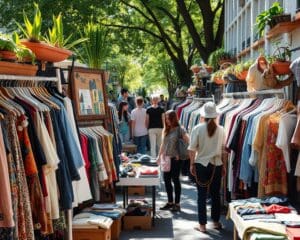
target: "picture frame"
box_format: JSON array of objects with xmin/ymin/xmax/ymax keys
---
[{"xmin": 70, "ymin": 67, "xmax": 108, "ymax": 122}]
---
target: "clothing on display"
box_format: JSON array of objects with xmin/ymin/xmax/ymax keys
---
[
  {"xmin": 217, "ymin": 92, "xmax": 298, "ymax": 199},
  {"xmin": 0, "ymin": 82, "xmax": 92, "ymax": 240}
]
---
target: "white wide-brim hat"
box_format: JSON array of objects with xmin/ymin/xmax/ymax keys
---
[{"xmin": 200, "ymin": 102, "xmax": 219, "ymax": 119}]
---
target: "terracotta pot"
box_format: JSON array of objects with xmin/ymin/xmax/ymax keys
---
[
  {"xmin": 214, "ymin": 76, "xmax": 224, "ymax": 85},
  {"xmin": 191, "ymin": 66, "xmax": 201, "ymax": 74},
  {"xmin": 237, "ymin": 70, "xmax": 248, "ymax": 81},
  {"xmin": 205, "ymin": 66, "xmax": 213, "ymax": 74},
  {"xmin": 272, "ymin": 61, "xmax": 291, "ymax": 75},
  {"xmin": 21, "ymin": 40, "xmax": 72, "ymax": 62},
  {"xmin": 0, "ymin": 61, "xmax": 38, "ymax": 76},
  {"xmin": 0, "ymin": 51, "xmax": 17, "ymax": 61}
]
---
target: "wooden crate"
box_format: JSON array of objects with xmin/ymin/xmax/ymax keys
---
[
  {"xmin": 123, "ymin": 211, "xmax": 151, "ymax": 230},
  {"xmin": 128, "ymin": 186, "xmax": 145, "ymax": 196},
  {"xmin": 73, "ymin": 228, "xmax": 111, "ymax": 240},
  {"xmin": 111, "ymin": 218, "xmax": 122, "ymax": 240}
]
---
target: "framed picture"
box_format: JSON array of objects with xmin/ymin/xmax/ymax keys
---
[{"xmin": 70, "ymin": 67, "xmax": 108, "ymax": 121}]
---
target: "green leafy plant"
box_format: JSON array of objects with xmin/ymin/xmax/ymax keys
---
[
  {"xmin": 208, "ymin": 48, "xmax": 234, "ymax": 71},
  {"xmin": 16, "ymin": 3, "xmax": 42, "ymax": 42},
  {"xmin": 15, "ymin": 46, "xmax": 36, "ymax": 64},
  {"xmin": 79, "ymin": 22, "xmax": 110, "ymax": 69},
  {"xmin": 255, "ymin": 2, "xmax": 284, "ymax": 37},
  {"xmin": 0, "ymin": 34, "xmax": 16, "ymax": 51},
  {"xmin": 234, "ymin": 59, "xmax": 254, "ymax": 74},
  {"xmin": 45, "ymin": 13, "xmax": 87, "ymax": 50}
]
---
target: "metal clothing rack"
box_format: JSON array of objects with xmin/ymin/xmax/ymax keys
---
[
  {"xmin": 222, "ymin": 89, "xmax": 285, "ymax": 98},
  {"xmin": 0, "ymin": 74, "xmax": 58, "ymax": 82}
]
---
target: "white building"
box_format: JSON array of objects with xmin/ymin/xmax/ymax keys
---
[{"xmin": 224, "ymin": 0, "xmax": 300, "ymax": 61}]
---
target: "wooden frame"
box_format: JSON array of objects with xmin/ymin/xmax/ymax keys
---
[{"xmin": 70, "ymin": 67, "xmax": 108, "ymax": 122}]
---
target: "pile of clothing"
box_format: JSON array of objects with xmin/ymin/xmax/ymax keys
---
[{"xmin": 125, "ymin": 199, "xmax": 151, "ymax": 217}]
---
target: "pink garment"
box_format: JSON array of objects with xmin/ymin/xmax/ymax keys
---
[
  {"xmin": 160, "ymin": 154, "xmax": 171, "ymax": 172},
  {"xmin": 0, "ymin": 123, "xmax": 14, "ymax": 227}
]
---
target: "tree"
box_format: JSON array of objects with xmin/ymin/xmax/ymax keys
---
[
  {"xmin": 104, "ymin": 0, "xmax": 196, "ymax": 87},
  {"xmin": 175, "ymin": 0, "xmax": 224, "ymax": 62}
]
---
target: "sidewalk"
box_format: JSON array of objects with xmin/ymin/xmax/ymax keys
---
[{"xmin": 118, "ymin": 178, "xmax": 234, "ymax": 240}]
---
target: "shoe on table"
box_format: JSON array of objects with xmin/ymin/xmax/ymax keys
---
[
  {"xmin": 171, "ymin": 204, "xmax": 181, "ymax": 212},
  {"xmin": 159, "ymin": 203, "xmax": 174, "ymax": 210}
]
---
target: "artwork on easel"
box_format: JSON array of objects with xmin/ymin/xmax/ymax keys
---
[{"xmin": 70, "ymin": 67, "xmax": 108, "ymax": 122}]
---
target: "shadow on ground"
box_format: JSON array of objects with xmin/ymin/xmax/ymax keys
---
[{"xmin": 117, "ymin": 178, "xmax": 233, "ymax": 240}]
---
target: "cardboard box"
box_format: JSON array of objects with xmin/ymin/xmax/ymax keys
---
[
  {"xmin": 111, "ymin": 218, "xmax": 122, "ymax": 240},
  {"xmin": 73, "ymin": 228, "xmax": 111, "ymax": 240},
  {"xmin": 122, "ymin": 144, "xmax": 137, "ymax": 153},
  {"xmin": 128, "ymin": 186, "xmax": 145, "ymax": 196},
  {"xmin": 123, "ymin": 211, "xmax": 152, "ymax": 230}
]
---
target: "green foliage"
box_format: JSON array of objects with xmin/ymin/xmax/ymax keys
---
[
  {"xmin": 45, "ymin": 13, "xmax": 87, "ymax": 50},
  {"xmin": 15, "ymin": 45, "xmax": 36, "ymax": 64},
  {"xmin": 234, "ymin": 59, "xmax": 254, "ymax": 74},
  {"xmin": 255, "ymin": 2, "xmax": 283, "ymax": 37},
  {"xmin": 79, "ymin": 22, "xmax": 110, "ymax": 69},
  {"xmin": 208, "ymin": 48, "xmax": 233, "ymax": 71},
  {"xmin": 0, "ymin": 34, "xmax": 16, "ymax": 51},
  {"xmin": 16, "ymin": 2, "xmax": 42, "ymax": 42}
]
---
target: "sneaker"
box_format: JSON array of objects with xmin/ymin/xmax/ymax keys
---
[
  {"xmin": 171, "ymin": 204, "xmax": 181, "ymax": 212},
  {"xmin": 159, "ymin": 203, "xmax": 174, "ymax": 210}
]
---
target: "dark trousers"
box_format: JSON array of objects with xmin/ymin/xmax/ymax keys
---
[
  {"xmin": 133, "ymin": 135, "xmax": 147, "ymax": 154},
  {"xmin": 195, "ymin": 163, "xmax": 222, "ymax": 225},
  {"xmin": 163, "ymin": 158, "xmax": 182, "ymax": 204}
]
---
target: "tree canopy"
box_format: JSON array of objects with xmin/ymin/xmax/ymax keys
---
[{"xmin": 0, "ymin": 0, "xmax": 224, "ymax": 95}]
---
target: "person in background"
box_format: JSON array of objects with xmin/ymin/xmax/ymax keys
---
[
  {"xmin": 118, "ymin": 101, "xmax": 131, "ymax": 144},
  {"xmin": 188, "ymin": 102, "xmax": 226, "ymax": 233},
  {"xmin": 159, "ymin": 94, "xmax": 167, "ymax": 111},
  {"xmin": 131, "ymin": 97, "xmax": 148, "ymax": 154},
  {"xmin": 146, "ymin": 96, "xmax": 165, "ymax": 158},
  {"xmin": 157, "ymin": 110, "xmax": 189, "ymax": 212},
  {"xmin": 118, "ymin": 88, "xmax": 135, "ymax": 112}
]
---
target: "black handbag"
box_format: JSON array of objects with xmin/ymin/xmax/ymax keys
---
[{"xmin": 177, "ymin": 126, "xmax": 189, "ymax": 160}]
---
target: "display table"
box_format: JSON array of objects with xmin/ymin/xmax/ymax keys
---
[
  {"xmin": 116, "ymin": 173, "xmax": 160, "ymax": 226},
  {"xmin": 228, "ymin": 201, "xmax": 300, "ymax": 240}
]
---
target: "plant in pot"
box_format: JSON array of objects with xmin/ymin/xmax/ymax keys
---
[
  {"xmin": 0, "ymin": 34, "xmax": 17, "ymax": 61},
  {"xmin": 211, "ymin": 70, "xmax": 225, "ymax": 85},
  {"xmin": 255, "ymin": 2, "xmax": 291, "ymax": 38},
  {"xmin": 16, "ymin": 3, "xmax": 73, "ymax": 62},
  {"xmin": 79, "ymin": 22, "xmax": 110, "ymax": 69},
  {"xmin": 208, "ymin": 49, "xmax": 235, "ymax": 71},
  {"xmin": 235, "ymin": 59, "xmax": 254, "ymax": 80},
  {"xmin": 271, "ymin": 46, "xmax": 291, "ymax": 75}
]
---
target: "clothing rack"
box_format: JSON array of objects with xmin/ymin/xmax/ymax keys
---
[
  {"xmin": 0, "ymin": 74, "xmax": 58, "ymax": 82},
  {"xmin": 193, "ymin": 97, "xmax": 214, "ymax": 102},
  {"xmin": 222, "ymin": 89, "xmax": 285, "ymax": 98}
]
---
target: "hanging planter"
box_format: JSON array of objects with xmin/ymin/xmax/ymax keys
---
[
  {"xmin": 271, "ymin": 46, "xmax": 291, "ymax": 75},
  {"xmin": 0, "ymin": 61, "xmax": 38, "ymax": 76},
  {"xmin": 236, "ymin": 70, "xmax": 248, "ymax": 81},
  {"xmin": 21, "ymin": 40, "xmax": 72, "ymax": 62}
]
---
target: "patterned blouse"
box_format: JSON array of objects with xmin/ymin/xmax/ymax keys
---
[{"xmin": 162, "ymin": 126, "xmax": 186, "ymax": 158}]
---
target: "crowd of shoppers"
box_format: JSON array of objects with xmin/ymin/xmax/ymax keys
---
[{"xmin": 116, "ymin": 87, "xmax": 225, "ymax": 231}]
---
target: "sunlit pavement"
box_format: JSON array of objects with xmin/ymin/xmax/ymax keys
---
[{"xmin": 118, "ymin": 177, "xmax": 234, "ymax": 240}]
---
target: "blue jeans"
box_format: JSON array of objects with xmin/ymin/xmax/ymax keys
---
[{"xmin": 133, "ymin": 135, "xmax": 147, "ymax": 154}]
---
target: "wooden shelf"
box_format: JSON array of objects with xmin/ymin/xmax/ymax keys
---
[
  {"xmin": 267, "ymin": 20, "xmax": 300, "ymax": 39},
  {"xmin": 252, "ymin": 38, "xmax": 265, "ymax": 49},
  {"xmin": 237, "ymin": 47, "xmax": 250, "ymax": 58}
]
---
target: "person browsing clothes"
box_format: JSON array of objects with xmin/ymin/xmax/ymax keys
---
[
  {"xmin": 188, "ymin": 102, "xmax": 226, "ymax": 233},
  {"xmin": 157, "ymin": 110, "xmax": 189, "ymax": 212}
]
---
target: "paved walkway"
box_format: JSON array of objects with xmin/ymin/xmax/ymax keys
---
[{"xmin": 118, "ymin": 177, "xmax": 234, "ymax": 240}]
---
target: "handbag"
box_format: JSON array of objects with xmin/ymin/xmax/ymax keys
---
[
  {"xmin": 160, "ymin": 154, "xmax": 171, "ymax": 172},
  {"xmin": 177, "ymin": 126, "xmax": 189, "ymax": 160}
]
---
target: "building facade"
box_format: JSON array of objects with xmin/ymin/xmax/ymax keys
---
[{"xmin": 224, "ymin": 0, "xmax": 300, "ymax": 61}]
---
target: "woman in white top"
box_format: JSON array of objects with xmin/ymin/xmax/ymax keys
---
[{"xmin": 188, "ymin": 102, "xmax": 226, "ymax": 233}]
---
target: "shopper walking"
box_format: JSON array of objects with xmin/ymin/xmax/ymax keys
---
[
  {"xmin": 131, "ymin": 97, "xmax": 148, "ymax": 154},
  {"xmin": 118, "ymin": 101, "xmax": 131, "ymax": 144},
  {"xmin": 117, "ymin": 88, "xmax": 135, "ymax": 112},
  {"xmin": 157, "ymin": 110, "xmax": 189, "ymax": 212},
  {"xmin": 146, "ymin": 96, "xmax": 165, "ymax": 157},
  {"xmin": 188, "ymin": 102, "xmax": 226, "ymax": 233}
]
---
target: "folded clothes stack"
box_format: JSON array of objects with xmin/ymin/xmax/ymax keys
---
[
  {"xmin": 81, "ymin": 203, "xmax": 126, "ymax": 220},
  {"xmin": 73, "ymin": 213, "xmax": 113, "ymax": 229}
]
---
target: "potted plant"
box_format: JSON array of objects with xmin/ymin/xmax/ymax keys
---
[
  {"xmin": 79, "ymin": 22, "xmax": 110, "ymax": 69},
  {"xmin": 0, "ymin": 34, "xmax": 17, "ymax": 61},
  {"xmin": 208, "ymin": 49, "xmax": 235, "ymax": 71},
  {"xmin": 235, "ymin": 59, "xmax": 254, "ymax": 80},
  {"xmin": 190, "ymin": 64, "xmax": 201, "ymax": 74},
  {"xmin": 256, "ymin": 2, "xmax": 291, "ymax": 37},
  {"xmin": 271, "ymin": 46, "xmax": 291, "ymax": 75},
  {"xmin": 211, "ymin": 70, "xmax": 225, "ymax": 85},
  {"xmin": 17, "ymin": 3, "xmax": 73, "ymax": 62}
]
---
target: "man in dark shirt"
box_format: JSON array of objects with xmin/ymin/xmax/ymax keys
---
[{"xmin": 146, "ymin": 96, "xmax": 165, "ymax": 157}]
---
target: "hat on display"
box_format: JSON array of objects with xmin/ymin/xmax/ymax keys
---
[{"xmin": 200, "ymin": 102, "xmax": 218, "ymax": 119}]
